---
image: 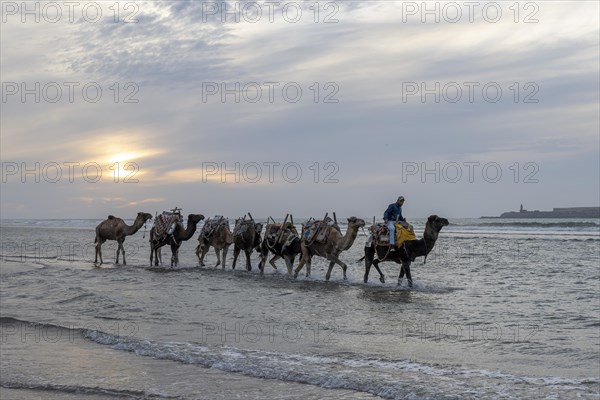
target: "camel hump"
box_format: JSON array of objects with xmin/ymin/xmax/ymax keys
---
[{"xmin": 108, "ymin": 215, "xmax": 116, "ymax": 219}]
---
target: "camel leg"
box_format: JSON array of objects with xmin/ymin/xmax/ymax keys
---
[
  {"xmin": 399, "ymin": 261, "xmax": 412, "ymax": 287},
  {"xmin": 170, "ymin": 243, "xmax": 179, "ymax": 267},
  {"xmin": 115, "ymin": 243, "xmax": 121, "ymax": 264},
  {"xmin": 214, "ymin": 248, "xmax": 221, "ymax": 268},
  {"xmin": 232, "ymin": 246, "xmax": 240, "ymax": 270},
  {"xmin": 404, "ymin": 261, "xmax": 413, "ymax": 287},
  {"xmin": 364, "ymin": 248, "xmax": 372, "ymax": 283},
  {"xmin": 398, "ymin": 263, "xmax": 405, "ymax": 285},
  {"xmin": 201, "ymin": 245, "xmax": 209, "ymax": 267},
  {"xmin": 196, "ymin": 243, "xmax": 208, "ymax": 267},
  {"xmin": 364, "ymin": 262, "xmax": 371, "ymax": 283},
  {"xmin": 95, "ymin": 241, "xmax": 104, "ymax": 265},
  {"xmin": 326, "ymin": 255, "xmax": 347, "ymax": 281},
  {"xmin": 293, "ymin": 256, "xmax": 305, "ymax": 278},
  {"xmin": 373, "ymin": 260, "xmax": 385, "ymax": 284},
  {"xmin": 119, "ymin": 240, "xmax": 127, "ymax": 265},
  {"xmin": 294, "ymin": 246, "xmax": 311, "ymax": 278},
  {"xmin": 285, "ymin": 255, "xmax": 294, "ymax": 276},
  {"xmin": 364, "ymin": 245, "xmax": 384, "ymax": 283},
  {"xmin": 258, "ymin": 246, "xmax": 267, "ymax": 275},
  {"xmin": 245, "ymin": 249, "xmax": 252, "ymax": 271},
  {"xmin": 222, "ymin": 245, "xmax": 229, "ymax": 269},
  {"xmin": 325, "ymin": 261, "xmax": 336, "ymax": 281},
  {"xmin": 150, "ymin": 245, "xmax": 160, "ymax": 266},
  {"xmin": 269, "ymin": 255, "xmax": 280, "ymax": 270},
  {"xmin": 284, "ymin": 256, "xmax": 295, "ymax": 277}
]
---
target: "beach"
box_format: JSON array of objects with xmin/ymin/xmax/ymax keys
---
[{"xmin": 1, "ymin": 217, "xmax": 599, "ymax": 399}]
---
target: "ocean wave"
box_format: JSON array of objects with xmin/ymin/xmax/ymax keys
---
[
  {"xmin": 0, "ymin": 381, "xmax": 181, "ymax": 399},
  {"xmin": 3, "ymin": 317, "xmax": 598, "ymax": 399},
  {"xmin": 80, "ymin": 325, "xmax": 599, "ymax": 400}
]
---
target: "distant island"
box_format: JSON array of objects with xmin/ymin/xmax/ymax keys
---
[{"xmin": 481, "ymin": 205, "xmax": 600, "ymax": 219}]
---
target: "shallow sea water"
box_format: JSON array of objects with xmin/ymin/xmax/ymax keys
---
[{"xmin": 1, "ymin": 218, "xmax": 599, "ymax": 399}]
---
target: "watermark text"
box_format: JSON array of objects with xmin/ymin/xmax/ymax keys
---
[
  {"xmin": 401, "ymin": 81, "xmax": 539, "ymax": 104},
  {"xmin": 201, "ymin": 161, "xmax": 339, "ymax": 184},
  {"xmin": 2, "ymin": 162, "xmax": 140, "ymax": 184},
  {"xmin": 2, "ymin": 82, "xmax": 140, "ymax": 104},
  {"xmin": 198, "ymin": 321, "xmax": 337, "ymax": 344},
  {"xmin": 201, "ymin": 82, "xmax": 339, "ymax": 104},
  {"xmin": 401, "ymin": 162, "xmax": 539, "ymax": 184},
  {"xmin": 400, "ymin": 1, "xmax": 539, "ymax": 24}
]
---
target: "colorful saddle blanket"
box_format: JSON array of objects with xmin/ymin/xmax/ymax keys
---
[
  {"xmin": 302, "ymin": 218, "xmax": 339, "ymax": 243},
  {"xmin": 201, "ymin": 216, "xmax": 229, "ymax": 238},
  {"xmin": 153, "ymin": 211, "xmax": 181, "ymax": 240},
  {"xmin": 370, "ymin": 223, "xmax": 416, "ymax": 247}
]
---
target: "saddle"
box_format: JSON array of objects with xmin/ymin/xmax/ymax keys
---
[
  {"xmin": 233, "ymin": 218, "xmax": 259, "ymax": 238},
  {"xmin": 201, "ymin": 216, "xmax": 229, "ymax": 239},
  {"xmin": 152, "ymin": 211, "xmax": 181, "ymax": 242},
  {"xmin": 264, "ymin": 222, "xmax": 298, "ymax": 248},
  {"xmin": 370, "ymin": 222, "xmax": 416, "ymax": 248},
  {"xmin": 302, "ymin": 217, "xmax": 340, "ymax": 243}
]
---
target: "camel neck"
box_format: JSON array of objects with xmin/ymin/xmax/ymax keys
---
[
  {"xmin": 180, "ymin": 219, "xmax": 197, "ymax": 241},
  {"xmin": 124, "ymin": 218, "xmax": 145, "ymax": 235},
  {"xmin": 422, "ymin": 226, "xmax": 439, "ymax": 255},
  {"xmin": 341, "ymin": 226, "xmax": 359, "ymax": 250}
]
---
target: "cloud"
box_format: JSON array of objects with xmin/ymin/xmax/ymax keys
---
[{"xmin": 1, "ymin": 1, "xmax": 598, "ymax": 219}]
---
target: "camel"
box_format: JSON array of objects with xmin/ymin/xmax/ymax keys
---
[
  {"xmin": 149, "ymin": 213, "xmax": 205, "ymax": 267},
  {"xmin": 231, "ymin": 214, "xmax": 263, "ymax": 271},
  {"xmin": 363, "ymin": 215, "xmax": 449, "ymax": 287},
  {"xmin": 294, "ymin": 216, "xmax": 366, "ymax": 281},
  {"xmin": 196, "ymin": 217, "xmax": 234, "ymax": 268},
  {"xmin": 258, "ymin": 220, "xmax": 301, "ymax": 276},
  {"xmin": 94, "ymin": 212, "xmax": 152, "ymax": 265}
]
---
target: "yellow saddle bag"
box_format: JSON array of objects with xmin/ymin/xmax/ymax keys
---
[{"xmin": 395, "ymin": 223, "xmax": 416, "ymax": 247}]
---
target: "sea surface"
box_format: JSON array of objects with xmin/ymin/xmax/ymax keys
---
[{"xmin": 1, "ymin": 217, "xmax": 599, "ymax": 399}]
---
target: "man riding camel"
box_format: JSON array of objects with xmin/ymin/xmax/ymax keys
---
[{"xmin": 384, "ymin": 196, "xmax": 407, "ymax": 247}]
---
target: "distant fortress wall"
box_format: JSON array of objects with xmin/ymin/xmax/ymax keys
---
[
  {"xmin": 483, "ymin": 206, "xmax": 600, "ymax": 219},
  {"xmin": 552, "ymin": 207, "xmax": 598, "ymax": 213}
]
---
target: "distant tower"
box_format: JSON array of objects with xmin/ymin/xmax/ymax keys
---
[{"xmin": 520, "ymin": 204, "xmax": 524, "ymax": 212}]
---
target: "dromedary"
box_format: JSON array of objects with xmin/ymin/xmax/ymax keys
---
[
  {"xmin": 231, "ymin": 215, "xmax": 263, "ymax": 271},
  {"xmin": 150, "ymin": 214, "xmax": 205, "ymax": 267},
  {"xmin": 94, "ymin": 212, "xmax": 152, "ymax": 265},
  {"xmin": 363, "ymin": 215, "xmax": 449, "ymax": 287},
  {"xmin": 196, "ymin": 217, "xmax": 234, "ymax": 268},
  {"xmin": 294, "ymin": 216, "xmax": 366, "ymax": 280},
  {"xmin": 258, "ymin": 221, "xmax": 301, "ymax": 276}
]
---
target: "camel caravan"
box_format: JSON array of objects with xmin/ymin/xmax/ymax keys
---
[{"xmin": 94, "ymin": 206, "xmax": 448, "ymax": 287}]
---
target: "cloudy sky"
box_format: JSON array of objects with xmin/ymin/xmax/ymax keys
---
[{"xmin": 1, "ymin": 1, "xmax": 598, "ymax": 220}]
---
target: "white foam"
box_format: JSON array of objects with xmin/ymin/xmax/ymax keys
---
[{"xmin": 81, "ymin": 329, "xmax": 600, "ymax": 399}]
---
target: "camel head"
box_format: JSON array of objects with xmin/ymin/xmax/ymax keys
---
[
  {"xmin": 427, "ymin": 215, "xmax": 449, "ymax": 232},
  {"xmin": 253, "ymin": 222, "xmax": 263, "ymax": 250},
  {"xmin": 137, "ymin": 212, "xmax": 153, "ymax": 223},
  {"xmin": 188, "ymin": 214, "xmax": 205, "ymax": 224},
  {"xmin": 347, "ymin": 216, "xmax": 366, "ymax": 229}
]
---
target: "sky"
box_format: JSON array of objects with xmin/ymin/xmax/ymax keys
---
[{"xmin": 1, "ymin": 0, "xmax": 599, "ymax": 220}]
